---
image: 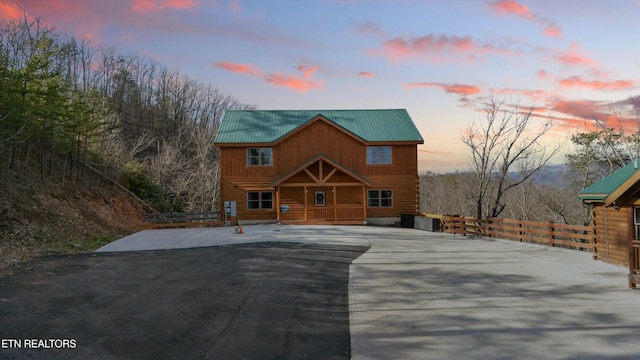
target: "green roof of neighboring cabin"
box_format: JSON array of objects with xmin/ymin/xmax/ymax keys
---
[
  {"xmin": 213, "ymin": 109, "xmax": 424, "ymax": 144},
  {"xmin": 578, "ymin": 161, "xmax": 640, "ymax": 204}
]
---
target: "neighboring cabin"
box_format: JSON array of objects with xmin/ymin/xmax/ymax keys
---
[
  {"xmin": 578, "ymin": 161, "xmax": 640, "ymax": 288},
  {"xmin": 213, "ymin": 109, "xmax": 424, "ymax": 225}
]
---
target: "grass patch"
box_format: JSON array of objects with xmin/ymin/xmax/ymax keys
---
[{"xmin": 50, "ymin": 234, "xmax": 120, "ymax": 253}]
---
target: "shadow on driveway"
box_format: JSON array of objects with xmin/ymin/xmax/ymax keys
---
[{"xmin": 0, "ymin": 243, "xmax": 369, "ymax": 360}]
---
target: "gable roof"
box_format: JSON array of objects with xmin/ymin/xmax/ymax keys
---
[
  {"xmin": 270, "ymin": 153, "xmax": 371, "ymax": 187},
  {"xmin": 213, "ymin": 109, "xmax": 424, "ymax": 144},
  {"xmin": 578, "ymin": 161, "xmax": 640, "ymax": 205}
]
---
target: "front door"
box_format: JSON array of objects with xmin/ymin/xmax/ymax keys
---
[{"xmin": 315, "ymin": 191, "xmax": 326, "ymax": 206}]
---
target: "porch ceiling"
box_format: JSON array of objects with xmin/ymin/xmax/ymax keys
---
[{"xmin": 270, "ymin": 154, "xmax": 371, "ymax": 187}]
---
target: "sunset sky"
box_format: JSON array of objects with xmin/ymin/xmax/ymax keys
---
[{"xmin": 2, "ymin": 0, "xmax": 640, "ymax": 172}]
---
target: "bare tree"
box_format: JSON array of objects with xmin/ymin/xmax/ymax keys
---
[{"xmin": 460, "ymin": 94, "xmax": 562, "ymax": 220}]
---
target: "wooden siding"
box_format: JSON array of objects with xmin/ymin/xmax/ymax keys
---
[
  {"xmin": 591, "ymin": 205, "xmax": 629, "ymax": 266},
  {"xmin": 220, "ymin": 120, "xmax": 418, "ymax": 178},
  {"xmin": 365, "ymin": 175, "xmax": 419, "ymax": 217},
  {"xmin": 218, "ymin": 117, "xmax": 420, "ymax": 221}
]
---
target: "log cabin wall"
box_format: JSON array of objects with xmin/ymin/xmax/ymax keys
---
[
  {"xmin": 216, "ymin": 111, "xmax": 422, "ymax": 223},
  {"xmin": 591, "ymin": 205, "xmax": 629, "ymax": 266}
]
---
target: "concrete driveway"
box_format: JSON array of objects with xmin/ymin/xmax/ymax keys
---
[
  {"xmin": 4, "ymin": 224, "xmax": 639, "ymax": 359},
  {"xmin": 98, "ymin": 224, "xmax": 640, "ymax": 359}
]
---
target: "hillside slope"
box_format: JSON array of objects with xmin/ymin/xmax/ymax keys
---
[{"xmin": 0, "ymin": 164, "xmax": 145, "ymax": 271}]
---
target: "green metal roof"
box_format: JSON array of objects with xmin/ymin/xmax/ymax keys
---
[
  {"xmin": 213, "ymin": 109, "xmax": 424, "ymax": 144},
  {"xmin": 578, "ymin": 161, "xmax": 640, "ymax": 203}
]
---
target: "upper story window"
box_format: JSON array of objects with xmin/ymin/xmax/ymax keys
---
[
  {"xmin": 247, "ymin": 148, "xmax": 272, "ymax": 166},
  {"xmin": 367, "ymin": 146, "xmax": 392, "ymax": 165}
]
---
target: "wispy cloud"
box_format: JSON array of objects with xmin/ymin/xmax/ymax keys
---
[
  {"xmin": 407, "ymin": 82, "xmax": 482, "ymax": 96},
  {"xmin": 371, "ymin": 33, "xmax": 517, "ymax": 62},
  {"xmin": 132, "ymin": 0, "xmax": 200, "ymax": 13},
  {"xmin": 265, "ymin": 73, "xmax": 323, "ymax": 92},
  {"xmin": 553, "ymin": 43, "xmax": 597, "ymax": 66},
  {"xmin": 485, "ymin": 0, "xmax": 563, "ymax": 38},
  {"xmin": 215, "ymin": 60, "xmax": 323, "ymax": 92},
  {"xmin": 358, "ymin": 71, "xmax": 374, "ymax": 78},
  {"xmin": 214, "ymin": 61, "xmax": 262, "ymax": 76},
  {"xmin": 297, "ymin": 65, "xmax": 318, "ymax": 78},
  {"xmin": 558, "ymin": 76, "xmax": 634, "ymax": 91},
  {"xmin": 0, "ymin": 0, "xmax": 22, "ymax": 20},
  {"xmin": 354, "ymin": 21, "xmax": 388, "ymax": 38},
  {"xmin": 537, "ymin": 68, "xmax": 634, "ymax": 92}
]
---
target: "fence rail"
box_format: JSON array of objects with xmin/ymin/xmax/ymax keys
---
[
  {"xmin": 441, "ymin": 215, "xmax": 592, "ymax": 252},
  {"xmin": 142, "ymin": 211, "xmax": 221, "ymax": 229}
]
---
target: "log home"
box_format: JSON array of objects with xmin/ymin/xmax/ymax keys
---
[
  {"xmin": 578, "ymin": 161, "xmax": 640, "ymax": 288},
  {"xmin": 213, "ymin": 109, "xmax": 424, "ymax": 225}
]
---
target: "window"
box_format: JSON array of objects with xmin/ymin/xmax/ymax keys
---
[
  {"xmin": 366, "ymin": 146, "xmax": 392, "ymax": 164},
  {"xmin": 247, "ymin": 192, "xmax": 273, "ymax": 209},
  {"xmin": 367, "ymin": 190, "xmax": 392, "ymax": 208},
  {"xmin": 247, "ymin": 148, "xmax": 272, "ymax": 166}
]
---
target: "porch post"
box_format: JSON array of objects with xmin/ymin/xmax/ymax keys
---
[
  {"xmin": 333, "ymin": 185, "xmax": 337, "ymax": 221},
  {"xmin": 629, "ymin": 207, "xmax": 636, "ymax": 288},
  {"xmin": 276, "ymin": 187, "xmax": 280, "ymax": 222},
  {"xmin": 362, "ymin": 184, "xmax": 367, "ymax": 223},
  {"xmin": 304, "ymin": 185, "xmax": 308, "ymax": 222}
]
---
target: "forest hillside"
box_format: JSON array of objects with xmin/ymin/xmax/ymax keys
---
[{"xmin": 0, "ymin": 17, "xmax": 252, "ymax": 270}]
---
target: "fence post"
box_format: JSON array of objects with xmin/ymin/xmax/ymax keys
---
[
  {"xmin": 518, "ymin": 219, "xmax": 523, "ymax": 242},
  {"xmin": 549, "ymin": 221, "xmax": 555, "ymax": 247}
]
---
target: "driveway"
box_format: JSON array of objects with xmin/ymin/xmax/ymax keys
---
[{"xmin": 2, "ymin": 224, "xmax": 639, "ymax": 359}]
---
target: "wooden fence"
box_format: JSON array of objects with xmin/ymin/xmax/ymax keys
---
[
  {"xmin": 142, "ymin": 211, "xmax": 222, "ymax": 229},
  {"xmin": 441, "ymin": 215, "xmax": 593, "ymax": 252}
]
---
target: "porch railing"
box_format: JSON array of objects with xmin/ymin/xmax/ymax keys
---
[{"xmin": 279, "ymin": 205, "xmax": 364, "ymax": 222}]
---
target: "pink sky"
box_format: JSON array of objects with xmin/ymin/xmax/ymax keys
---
[{"xmin": 2, "ymin": 0, "xmax": 639, "ymax": 172}]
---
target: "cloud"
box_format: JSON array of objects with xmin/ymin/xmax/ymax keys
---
[
  {"xmin": 536, "ymin": 68, "xmax": 633, "ymax": 92},
  {"xmin": 407, "ymin": 82, "xmax": 482, "ymax": 96},
  {"xmin": 374, "ymin": 33, "xmax": 517, "ymax": 62},
  {"xmin": 132, "ymin": 0, "xmax": 200, "ymax": 13},
  {"xmin": 228, "ymin": 0, "xmax": 242, "ymax": 14},
  {"xmin": 486, "ymin": 0, "xmax": 563, "ymax": 38},
  {"xmin": 214, "ymin": 61, "xmax": 262, "ymax": 76},
  {"xmin": 554, "ymin": 44, "xmax": 597, "ymax": 66},
  {"xmin": 265, "ymin": 73, "xmax": 323, "ymax": 92},
  {"xmin": 358, "ymin": 71, "xmax": 374, "ymax": 78},
  {"xmin": 548, "ymin": 98, "xmax": 609, "ymax": 127},
  {"xmin": 486, "ymin": 0, "xmax": 533, "ymax": 18},
  {"xmin": 297, "ymin": 65, "xmax": 317, "ymax": 78},
  {"xmin": 354, "ymin": 22, "xmax": 388, "ymax": 38},
  {"xmin": 216, "ymin": 60, "xmax": 323, "ymax": 92},
  {"xmin": 0, "ymin": 0, "xmax": 22, "ymax": 20},
  {"xmin": 537, "ymin": 69, "xmax": 552, "ymax": 79},
  {"xmin": 558, "ymin": 76, "xmax": 634, "ymax": 91},
  {"xmin": 383, "ymin": 34, "xmax": 473, "ymax": 61}
]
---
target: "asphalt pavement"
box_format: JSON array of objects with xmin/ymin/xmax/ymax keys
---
[{"xmin": 2, "ymin": 224, "xmax": 640, "ymax": 359}]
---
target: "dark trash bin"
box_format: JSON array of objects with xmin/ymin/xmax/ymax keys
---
[{"xmin": 401, "ymin": 214, "xmax": 415, "ymax": 228}]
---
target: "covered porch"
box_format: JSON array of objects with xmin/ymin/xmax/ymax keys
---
[{"xmin": 272, "ymin": 155, "xmax": 370, "ymax": 224}]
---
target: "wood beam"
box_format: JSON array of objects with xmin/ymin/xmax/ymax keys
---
[
  {"xmin": 304, "ymin": 186, "xmax": 308, "ymax": 222},
  {"xmin": 323, "ymin": 168, "xmax": 338, "ymax": 184},
  {"xmin": 279, "ymin": 182, "xmax": 364, "ymax": 187},
  {"xmin": 630, "ymin": 207, "xmax": 637, "ymax": 288},
  {"xmin": 303, "ymin": 168, "xmax": 320, "ymax": 183},
  {"xmin": 333, "ymin": 186, "xmax": 337, "ymax": 221},
  {"xmin": 276, "ymin": 187, "xmax": 280, "ymax": 222},
  {"xmin": 362, "ymin": 184, "xmax": 367, "ymax": 222}
]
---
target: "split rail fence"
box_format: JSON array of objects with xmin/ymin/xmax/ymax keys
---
[{"xmin": 441, "ymin": 215, "xmax": 593, "ymax": 253}]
